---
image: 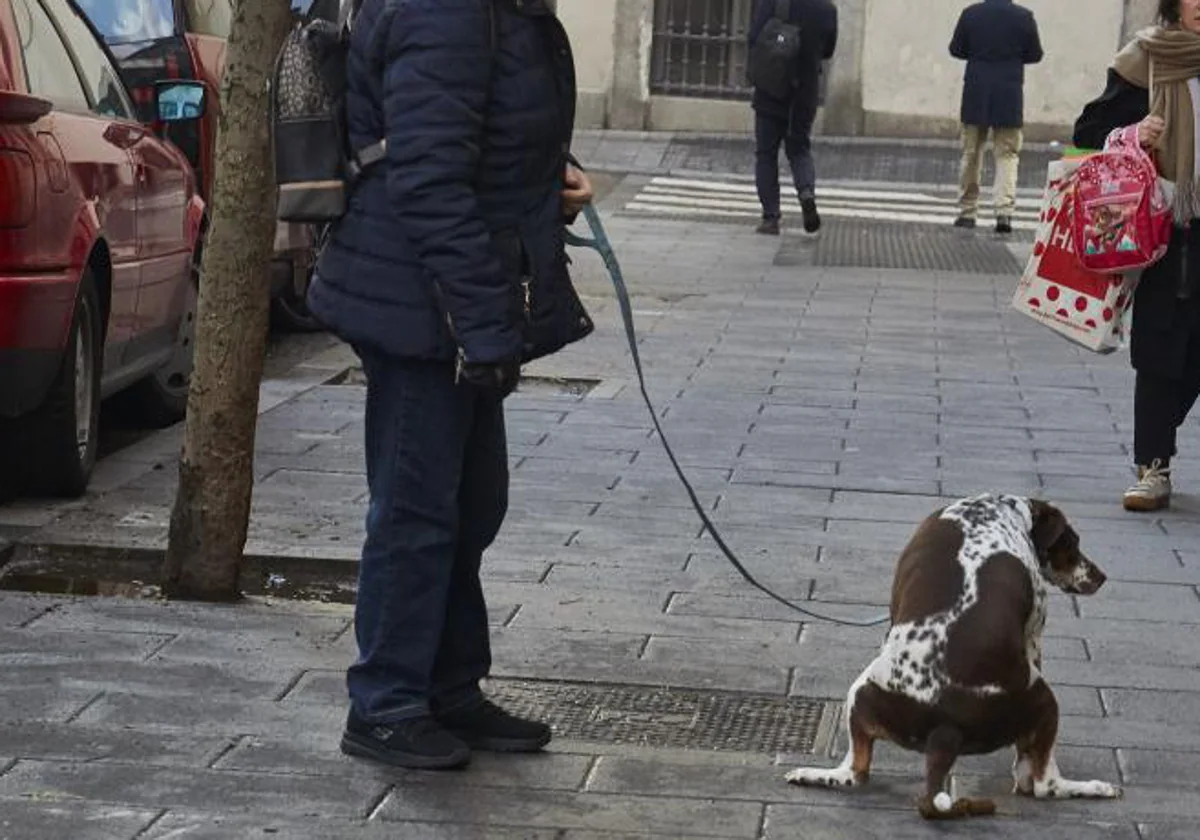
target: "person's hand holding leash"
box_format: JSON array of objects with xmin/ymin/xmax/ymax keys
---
[{"xmin": 561, "ymin": 164, "xmax": 593, "ymax": 218}]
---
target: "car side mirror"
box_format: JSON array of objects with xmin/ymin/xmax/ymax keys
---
[{"xmin": 155, "ymin": 81, "xmax": 207, "ymax": 122}]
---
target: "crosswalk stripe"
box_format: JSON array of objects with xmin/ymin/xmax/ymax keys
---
[
  {"xmin": 638, "ymin": 188, "xmax": 1042, "ymax": 221},
  {"xmin": 642, "ymin": 183, "xmax": 1042, "ymax": 212},
  {"xmin": 624, "ymin": 200, "xmax": 1041, "ymax": 231},
  {"xmin": 622, "ymin": 176, "xmax": 1043, "ymax": 231},
  {"xmin": 649, "ymin": 176, "xmax": 1042, "ymax": 209}
]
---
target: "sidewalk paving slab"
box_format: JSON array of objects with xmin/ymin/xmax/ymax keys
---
[{"xmin": 2, "ymin": 206, "xmax": 1200, "ymax": 836}]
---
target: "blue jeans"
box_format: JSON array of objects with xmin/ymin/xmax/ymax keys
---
[
  {"xmin": 347, "ymin": 348, "xmax": 508, "ymax": 722},
  {"xmin": 755, "ymin": 110, "xmax": 817, "ymax": 220}
]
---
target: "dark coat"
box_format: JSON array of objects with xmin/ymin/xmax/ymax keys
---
[
  {"xmin": 949, "ymin": 0, "xmax": 1043, "ymax": 129},
  {"xmin": 308, "ymin": 0, "xmax": 593, "ymax": 365},
  {"xmin": 1074, "ymin": 70, "xmax": 1200, "ymax": 380},
  {"xmin": 748, "ymin": 0, "xmax": 838, "ymax": 124}
]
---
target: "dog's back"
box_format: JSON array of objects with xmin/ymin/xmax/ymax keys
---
[{"xmin": 886, "ymin": 496, "xmax": 1042, "ymax": 704}]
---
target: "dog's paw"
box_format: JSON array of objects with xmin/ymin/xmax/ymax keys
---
[
  {"xmin": 785, "ymin": 766, "xmax": 859, "ymax": 788},
  {"xmin": 1079, "ymin": 780, "xmax": 1122, "ymax": 800}
]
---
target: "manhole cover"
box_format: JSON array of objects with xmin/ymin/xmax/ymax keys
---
[
  {"xmin": 804, "ymin": 221, "xmax": 1022, "ymax": 274},
  {"xmin": 486, "ymin": 679, "xmax": 829, "ymax": 754}
]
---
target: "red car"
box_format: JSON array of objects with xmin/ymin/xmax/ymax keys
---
[
  {"xmin": 0, "ymin": 0, "xmax": 205, "ymax": 497},
  {"xmin": 78, "ymin": 0, "xmax": 326, "ymax": 332}
]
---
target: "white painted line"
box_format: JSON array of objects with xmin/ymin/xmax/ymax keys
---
[
  {"xmin": 631, "ymin": 191, "xmax": 1040, "ymax": 220},
  {"xmin": 628, "ymin": 192, "xmax": 1041, "ymax": 222},
  {"xmin": 623, "ymin": 201, "xmax": 1040, "ymax": 231},
  {"xmin": 648, "ymin": 176, "xmax": 1042, "ymax": 209},
  {"xmin": 643, "ymin": 183, "xmax": 1041, "ymax": 212}
]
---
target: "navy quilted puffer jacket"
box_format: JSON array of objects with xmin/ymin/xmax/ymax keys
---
[{"xmin": 308, "ymin": 0, "xmax": 593, "ymax": 364}]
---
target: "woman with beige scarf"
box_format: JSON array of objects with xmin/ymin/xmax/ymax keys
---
[{"xmin": 1074, "ymin": 0, "xmax": 1200, "ymax": 512}]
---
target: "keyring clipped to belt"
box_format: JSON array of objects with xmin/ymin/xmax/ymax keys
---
[{"xmin": 564, "ymin": 204, "xmax": 891, "ymax": 628}]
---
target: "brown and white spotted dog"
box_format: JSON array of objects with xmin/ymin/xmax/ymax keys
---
[{"xmin": 786, "ymin": 494, "xmax": 1120, "ymax": 819}]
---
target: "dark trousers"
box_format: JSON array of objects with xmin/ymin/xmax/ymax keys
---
[
  {"xmin": 347, "ymin": 348, "xmax": 508, "ymax": 722},
  {"xmin": 1135, "ymin": 369, "xmax": 1200, "ymax": 466},
  {"xmin": 754, "ymin": 110, "xmax": 816, "ymax": 221}
]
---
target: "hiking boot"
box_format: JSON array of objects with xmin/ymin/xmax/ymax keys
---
[
  {"xmin": 435, "ymin": 697, "xmax": 552, "ymax": 753},
  {"xmin": 800, "ymin": 197, "xmax": 821, "ymax": 233},
  {"xmin": 995, "ymin": 216, "xmax": 1013, "ymax": 235},
  {"xmin": 953, "ymin": 215, "xmax": 977, "ymax": 229},
  {"xmin": 756, "ymin": 217, "xmax": 780, "ymax": 236},
  {"xmin": 1123, "ymin": 460, "xmax": 1171, "ymax": 512},
  {"xmin": 341, "ymin": 710, "xmax": 471, "ymax": 770}
]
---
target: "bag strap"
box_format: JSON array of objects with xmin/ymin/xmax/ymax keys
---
[
  {"xmin": 337, "ymin": 0, "xmax": 362, "ymax": 31},
  {"xmin": 774, "ymin": 0, "xmax": 791, "ymax": 20},
  {"xmin": 349, "ymin": 0, "xmax": 497, "ymax": 177}
]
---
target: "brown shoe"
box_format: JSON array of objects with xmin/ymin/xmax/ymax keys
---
[{"xmin": 756, "ymin": 218, "xmax": 780, "ymax": 236}]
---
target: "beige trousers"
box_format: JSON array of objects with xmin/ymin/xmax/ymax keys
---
[{"xmin": 958, "ymin": 125, "xmax": 1023, "ymax": 218}]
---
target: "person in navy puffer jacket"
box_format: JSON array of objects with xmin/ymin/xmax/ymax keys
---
[{"xmin": 308, "ymin": 0, "xmax": 594, "ymax": 770}]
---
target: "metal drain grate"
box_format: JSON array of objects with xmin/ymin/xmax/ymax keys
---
[
  {"xmin": 804, "ymin": 221, "xmax": 1022, "ymax": 274},
  {"xmin": 329, "ymin": 367, "xmax": 599, "ymax": 397},
  {"xmin": 486, "ymin": 679, "xmax": 829, "ymax": 754}
]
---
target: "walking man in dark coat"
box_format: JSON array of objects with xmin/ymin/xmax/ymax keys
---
[
  {"xmin": 949, "ymin": 0, "xmax": 1043, "ymax": 234},
  {"xmin": 749, "ymin": 0, "xmax": 838, "ymax": 236}
]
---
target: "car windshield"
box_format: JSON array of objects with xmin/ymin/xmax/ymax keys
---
[{"xmin": 76, "ymin": 0, "xmax": 175, "ymax": 44}]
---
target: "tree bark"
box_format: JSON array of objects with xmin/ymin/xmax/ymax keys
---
[{"xmin": 162, "ymin": 0, "xmax": 293, "ymax": 601}]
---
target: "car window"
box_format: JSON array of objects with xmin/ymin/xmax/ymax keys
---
[
  {"xmin": 76, "ymin": 0, "xmax": 175, "ymax": 44},
  {"xmin": 182, "ymin": 0, "xmax": 232, "ymax": 37},
  {"xmin": 43, "ymin": 0, "xmax": 135, "ymax": 120},
  {"xmin": 11, "ymin": 0, "xmax": 89, "ymax": 112}
]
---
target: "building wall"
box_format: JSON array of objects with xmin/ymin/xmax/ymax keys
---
[
  {"xmin": 860, "ymin": 0, "xmax": 1125, "ymax": 141},
  {"xmin": 558, "ymin": 0, "xmax": 617, "ymax": 128},
  {"xmin": 559, "ymin": 0, "xmax": 1158, "ymax": 136}
]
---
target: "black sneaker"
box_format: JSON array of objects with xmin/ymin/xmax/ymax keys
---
[
  {"xmin": 953, "ymin": 215, "xmax": 977, "ymax": 229},
  {"xmin": 756, "ymin": 217, "xmax": 780, "ymax": 236},
  {"xmin": 435, "ymin": 698, "xmax": 552, "ymax": 753},
  {"xmin": 800, "ymin": 198, "xmax": 821, "ymax": 233},
  {"xmin": 995, "ymin": 216, "xmax": 1013, "ymax": 235},
  {"xmin": 341, "ymin": 710, "xmax": 470, "ymax": 770}
]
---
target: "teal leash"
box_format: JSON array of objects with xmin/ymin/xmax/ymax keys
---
[{"xmin": 564, "ymin": 204, "xmax": 891, "ymax": 628}]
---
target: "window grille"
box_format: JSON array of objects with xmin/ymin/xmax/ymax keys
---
[{"xmin": 650, "ymin": 0, "xmax": 755, "ymax": 100}]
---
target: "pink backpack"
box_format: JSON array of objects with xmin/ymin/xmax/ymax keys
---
[{"xmin": 1068, "ymin": 126, "xmax": 1172, "ymax": 274}]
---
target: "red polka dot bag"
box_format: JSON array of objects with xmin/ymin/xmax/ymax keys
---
[{"xmin": 1011, "ymin": 150, "xmax": 1140, "ymax": 355}]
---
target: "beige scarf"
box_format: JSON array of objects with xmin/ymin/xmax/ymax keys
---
[{"xmin": 1114, "ymin": 26, "xmax": 1200, "ymax": 218}]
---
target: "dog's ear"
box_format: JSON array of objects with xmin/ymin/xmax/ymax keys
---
[{"xmin": 1028, "ymin": 499, "xmax": 1068, "ymax": 552}]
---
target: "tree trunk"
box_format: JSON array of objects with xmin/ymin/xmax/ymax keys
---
[{"xmin": 162, "ymin": 0, "xmax": 293, "ymax": 601}]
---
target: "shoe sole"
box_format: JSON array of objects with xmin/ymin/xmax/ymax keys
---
[
  {"xmin": 1123, "ymin": 496, "xmax": 1170, "ymax": 513},
  {"xmin": 449, "ymin": 730, "xmax": 553, "ymax": 753},
  {"xmin": 340, "ymin": 733, "xmax": 471, "ymax": 770}
]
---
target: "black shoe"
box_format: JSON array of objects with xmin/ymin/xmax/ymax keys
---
[
  {"xmin": 800, "ymin": 197, "xmax": 821, "ymax": 233},
  {"xmin": 435, "ymin": 698, "xmax": 552, "ymax": 753},
  {"xmin": 756, "ymin": 217, "xmax": 780, "ymax": 236},
  {"xmin": 341, "ymin": 710, "xmax": 471, "ymax": 770},
  {"xmin": 995, "ymin": 216, "xmax": 1013, "ymax": 235},
  {"xmin": 953, "ymin": 215, "xmax": 977, "ymax": 229}
]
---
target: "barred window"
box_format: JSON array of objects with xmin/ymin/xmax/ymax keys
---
[{"xmin": 650, "ymin": 0, "xmax": 755, "ymax": 100}]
